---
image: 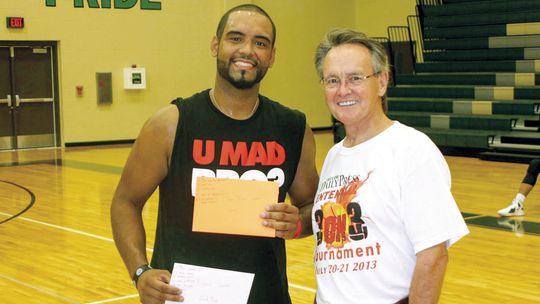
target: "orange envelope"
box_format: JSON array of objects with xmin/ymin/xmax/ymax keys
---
[{"xmin": 192, "ymin": 177, "xmax": 278, "ymax": 237}]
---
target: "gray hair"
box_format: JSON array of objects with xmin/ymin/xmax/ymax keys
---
[
  {"xmin": 314, "ymin": 28, "xmax": 389, "ymax": 79},
  {"xmin": 314, "ymin": 28, "xmax": 390, "ymax": 110}
]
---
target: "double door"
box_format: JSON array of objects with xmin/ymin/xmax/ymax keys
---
[{"xmin": 0, "ymin": 44, "xmax": 59, "ymax": 150}]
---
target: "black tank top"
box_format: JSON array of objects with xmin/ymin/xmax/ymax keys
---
[{"xmin": 151, "ymin": 89, "xmax": 306, "ymax": 304}]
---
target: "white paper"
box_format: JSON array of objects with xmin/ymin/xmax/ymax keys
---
[{"xmin": 165, "ymin": 262, "xmax": 255, "ymax": 304}]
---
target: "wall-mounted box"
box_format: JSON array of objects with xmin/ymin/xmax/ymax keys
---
[
  {"xmin": 96, "ymin": 72, "xmax": 112, "ymax": 104},
  {"xmin": 124, "ymin": 67, "xmax": 146, "ymax": 89}
]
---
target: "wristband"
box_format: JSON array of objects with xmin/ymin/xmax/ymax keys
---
[
  {"xmin": 292, "ymin": 220, "xmax": 302, "ymax": 239},
  {"xmin": 132, "ymin": 264, "xmax": 152, "ymax": 287}
]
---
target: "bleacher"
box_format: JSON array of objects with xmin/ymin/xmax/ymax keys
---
[{"xmin": 381, "ymin": 0, "xmax": 540, "ymax": 163}]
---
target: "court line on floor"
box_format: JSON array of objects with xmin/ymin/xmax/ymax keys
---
[
  {"xmin": 0, "ymin": 273, "xmax": 79, "ymax": 303},
  {"xmin": 0, "ymin": 180, "xmax": 36, "ymax": 224},
  {"xmin": 1, "ymin": 212, "xmax": 317, "ymax": 301},
  {"xmin": 0, "ymin": 211, "xmax": 153, "ymax": 252},
  {"xmin": 85, "ymin": 294, "xmax": 139, "ymax": 304},
  {"xmin": 289, "ymin": 282, "xmax": 316, "ymax": 293},
  {"xmin": 463, "ymin": 214, "xmax": 488, "ymax": 220}
]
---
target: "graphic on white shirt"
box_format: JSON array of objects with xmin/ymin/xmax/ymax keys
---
[{"xmin": 314, "ymin": 171, "xmax": 373, "ymax": 249}]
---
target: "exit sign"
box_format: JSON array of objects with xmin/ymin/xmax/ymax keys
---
[{"xmin": 6, "ymin": 17, "xmax": 24, "ymax": 29}]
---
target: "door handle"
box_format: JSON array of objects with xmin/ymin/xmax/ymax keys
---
[
  {"xmin": 18, "ymin": 98, "xmax": 54, "ymax": 103},
  {"xmin": 15, "ymin": 95, "xmax": 20, "ymax": 107},
  {"xmin": 6, "ymin": 94, "xmax": 12, "ymax": 107}
]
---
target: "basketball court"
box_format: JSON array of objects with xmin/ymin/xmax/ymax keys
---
[{"xmin": 1, "ymin": 131, "xmax": 539, "ymax": 303}]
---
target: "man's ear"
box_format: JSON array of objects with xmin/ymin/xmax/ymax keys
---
[
  {"xmin": 268, "ymin": 47, "xmax": 276, "ymax": 68},
  {"xmin": 210, "ymin": 36, "xmax": 219, "ymax": 57},
  {"xmin": 378, "ymin": 70, "xmax": 389, "ymax": 97}
]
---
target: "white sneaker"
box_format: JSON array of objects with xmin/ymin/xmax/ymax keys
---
[{"xmin": 497, "ymin": 199, "xmax": 525, "ymax": 217}]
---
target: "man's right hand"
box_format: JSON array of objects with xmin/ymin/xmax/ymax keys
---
[{"xmin": 137, "ymin": 269, "xmax": 183, "ymax": 303}]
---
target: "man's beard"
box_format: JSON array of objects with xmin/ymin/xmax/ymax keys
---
[{"xmin": 217, "ymin": 57, "xmax": 268, "ymax": 89}]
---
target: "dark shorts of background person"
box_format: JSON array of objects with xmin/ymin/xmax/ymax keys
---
[{"xmin": 523, "ymin": 158, "xmax": 540, "ymax": 186}]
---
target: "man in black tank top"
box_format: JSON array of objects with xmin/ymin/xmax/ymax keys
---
[{"xmin": 111, "ymin": 4, "xmax": 318, "ymax": 304}]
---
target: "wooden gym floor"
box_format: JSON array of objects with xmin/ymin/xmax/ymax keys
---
[{"xmin": 1, "ymin": 131, "xmax": 539, "ymax": 304}]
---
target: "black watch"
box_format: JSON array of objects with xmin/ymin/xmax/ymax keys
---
[{"xmin": 132, "ymin": 264, "xmax": 153, "ymax": 287}]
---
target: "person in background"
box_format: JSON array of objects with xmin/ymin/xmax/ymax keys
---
[
  {"xmin": 311, "ymin": 28, "xmax": 469, "ymax": 303},
  {"xmin": 110, "ymin": 4, "xmax": 318, "ymax": 304},
  {"xmin": 498, "ymin": 158, "xmax": 539, "ymax": 216}
]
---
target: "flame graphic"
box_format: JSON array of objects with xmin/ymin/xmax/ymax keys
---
[
  {"xmin": 321, "ymin": 171, "xmax": 373, "ymax": 248},
  {"xmin": 335, "ymin": 171, "xmax": 372, "ymax": 207}
]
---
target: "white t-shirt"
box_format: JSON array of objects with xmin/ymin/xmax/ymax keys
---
[{"xmin": 312, "ymin": 121, "xmax": 469, "ymax": 304}]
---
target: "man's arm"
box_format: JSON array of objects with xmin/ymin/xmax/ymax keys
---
[
  {"xmin": 110, "ymin": 105, "xmax": 183, "ymax": 303},
  {"xmin": 287, "ymin": 125, "xmax": 318, "ymax": 237},
  {"xmin": 409, "ymin": 242, "xmax": 448, "ymax": 303},
  {"xmin": 262, "ymin": 124, "xmax": 319, "ymax": 239}
]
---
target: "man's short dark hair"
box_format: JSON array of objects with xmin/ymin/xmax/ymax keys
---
[{"xmin": 216, "ymin": 4, "xmax": 276, "ymax": 46}]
